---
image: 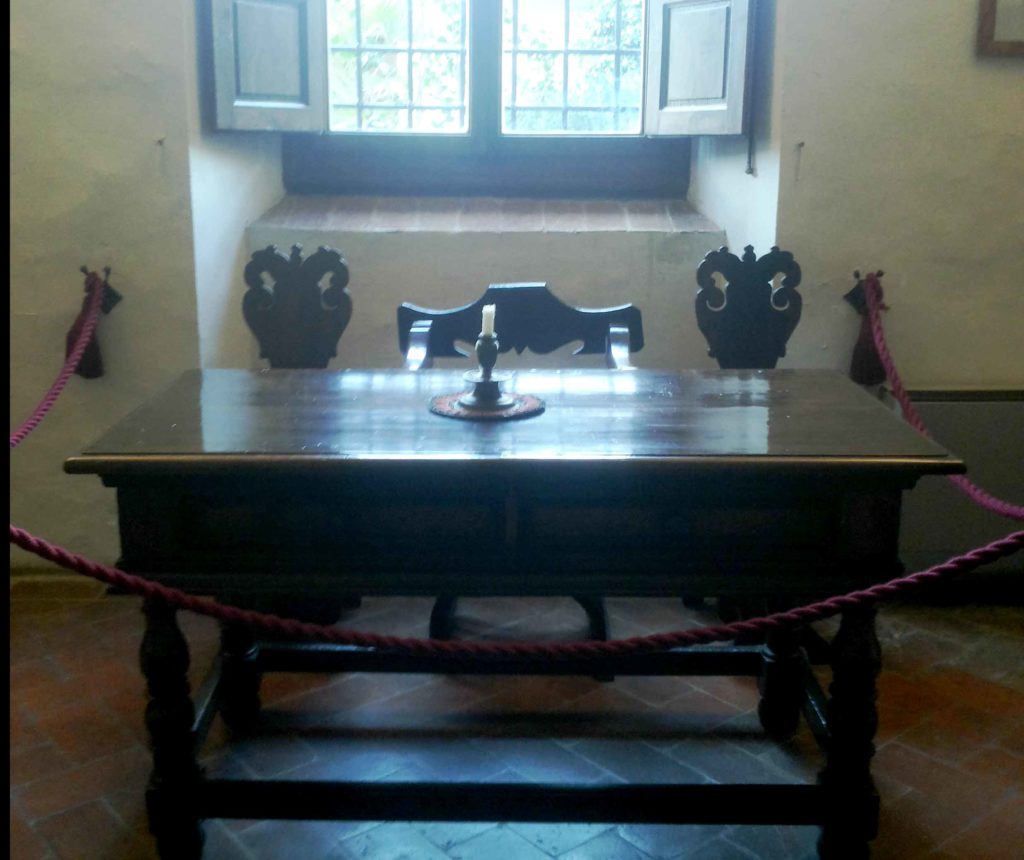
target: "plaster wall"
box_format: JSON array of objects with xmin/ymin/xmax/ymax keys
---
[
  {"xmin": 687, "ymin": 0, "xmax": 781, "ymax": 257},
  {"xmin": 772, "ymin": 0, "xmax": 1024, "ymax": 389},
  {"xmin": 691, "ymin": 0, "xmax": 1023, "ymax": 390},
  {"xmin": 10, "ymin": 0, "xmax": 201, "ymax": 569},
  {"xmin": 189, "ymin": 139, "xmax": 284, "ymax": 368},
  {"xmin": 10, "ymin": 0, "xmax": 284, "ymax": 572},
  {"xmin": 185, "ymin": 1, "xmax": 284, "ymax": 369}
]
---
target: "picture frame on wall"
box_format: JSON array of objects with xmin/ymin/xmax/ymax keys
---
[{"xmin": 977, "ymin": 0, "xmax": 1024, "ymax": 55}]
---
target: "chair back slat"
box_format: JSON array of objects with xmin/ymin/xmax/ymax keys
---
[
  {"xmin": 243, "ymin": 244, "xmax": 352, "ymax": 369},
  {"xmin": 397, "ymin": 282, "xmax": 643, "ymax": 361},
  {"xmin": 695, "ymin": 245, "xmax": 802, "ymax": 370}
]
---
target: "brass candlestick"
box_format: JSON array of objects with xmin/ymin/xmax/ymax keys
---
[
  {"xmin": 429, "ymin": 328, "xmax": 546, "ymax": 422},
  {"xmin": 458, "ymin": 333, "xmax": 515, "ymax": 409}
]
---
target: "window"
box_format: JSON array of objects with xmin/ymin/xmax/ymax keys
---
[
  {"xmin": 324, "ymin": 1, "xmax": 644, "ymax": 136},
  {"xmin": 208, "ymin": 0, "xmax": 754, "ymax": 196},
  {"xmin": 327, "ymin": 0, "xmax": 471, "ymax": 134},
  {"xmin": 502, "ymin": 0, "xmax": 645, "ymax": 135}
]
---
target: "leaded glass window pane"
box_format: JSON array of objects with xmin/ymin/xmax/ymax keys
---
[
  {"xmin": 327, "ymin": 0, "xmax": 468, "ymax": 133},
  {"xmin": 502, "ymin": 0, "xmax": 644, "ymax": 135}
]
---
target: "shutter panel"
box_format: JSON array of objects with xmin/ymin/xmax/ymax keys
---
[
  {"xmin": 211, "ymin": 0, "xmax": 327, "ymax": 131},
  {"xmin": 644, "ymin": 0, "xmax": 753, "ymax": 136}
]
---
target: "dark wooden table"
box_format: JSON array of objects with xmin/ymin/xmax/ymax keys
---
[{"xmin": 66, "ymin": 368, "xmax": 963, "ymax": 859}]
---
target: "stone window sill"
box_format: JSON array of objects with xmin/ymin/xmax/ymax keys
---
[{"xmin": 254, "ymin": 195, "xmax": 722, "ymax": 235}]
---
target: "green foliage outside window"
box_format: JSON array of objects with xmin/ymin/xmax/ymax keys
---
[{"xmin": 327, "ymin": 0, "xmax": 643, "ymax": 134}]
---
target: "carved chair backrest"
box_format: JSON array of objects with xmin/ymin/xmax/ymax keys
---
[
  {"xmin": 242, "ymin": 244, "xmax": 353, "ymax": 369},
  {"xmin": 695, "ymin": 245, "xmax": 802, "ymax": 370},
  {"xmin": 397, "ymin": 282, "xmax": 643, "ymax": 369}
]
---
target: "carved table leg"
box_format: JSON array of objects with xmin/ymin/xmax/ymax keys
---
[
  {"xmin": 573, "ymin": 596, "xmax": 608, "ymax": 641},
  {"xmin": 140, "ymin": 598, "xmax": 204, "ymax": 860},
  {"xmin": 430, "ymin": 595, "xmax": 458, "ymax": 639},
  {"xmin": 817, "ymin": 606, "xmax": 881, "ymax": 860},
  {"xmin": 758, "ymin": 624, "xmax": 804, "ymax": 738},
  {"xmin": 573, "ymin": 596, "xmax": 614, "ymax": 682},
  {"xmin": 219, "ymin": 621, "xmax": 262, "ymax": 733}
]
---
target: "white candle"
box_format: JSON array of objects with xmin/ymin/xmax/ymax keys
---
[{"xmin": 481, "ymin": 304, "xmax": 496, "ymax": 336}]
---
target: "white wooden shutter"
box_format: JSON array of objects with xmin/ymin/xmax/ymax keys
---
[
  {"xmin": 644, "ymin": 0, "xmax": 753, "ymax": 136},
  {"xmin": 211, "ymin": 0, "xmax": 327, "ymax": 131}
]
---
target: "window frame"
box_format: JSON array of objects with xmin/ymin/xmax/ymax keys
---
[
  {"xmin": 283, "ymin": 131, "xmax": 692, "ymax": 197},
  {"xmin": 285, "ymin": 0, "xmax": 691, "ymax": 198},
  {"xmin": 207, "ymin": 0, "xmax": 758, "ymax": 197}
]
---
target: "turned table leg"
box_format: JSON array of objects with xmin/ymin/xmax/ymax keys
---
[
  {"xmin": 430, "ymin": 595, "xmax": 458, "ymax": 639},
  {"xmin": 758, "ymin": 624, "xmax": 804, "ymax": 738},
  {"xmin": 817, "ymin": 606, "xmax": 881, "ymax": 860},
  {"xmin": 573, "ymin": 595, "xmax": 614, "ymax": 682},
  {"xmin": 573, "ymin": 596, "xmax": 609, "ymax": 641},
  {"xmin": 140, "ymin": 598, "xmax": 204, "ymax": 860},
  {"xmin": 219, "ymin": 620, "xmax": 262, "ymax": 733}
]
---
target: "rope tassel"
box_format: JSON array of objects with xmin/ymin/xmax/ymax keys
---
[
  {"xmin": 65, "ymin": 266, "xmax": 121, "ymax": 379},
  {"xmin": 844, "ymin": 270, "xmax": 887, "ymax": 386},
  {"xmin": 11, "ymin": 268, "xmax": 108, "ymax": 448}
]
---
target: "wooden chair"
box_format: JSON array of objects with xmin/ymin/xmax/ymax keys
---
[
  {"xmin": 397, "ymin": 282, "xmax": 644, "ymax": 641},
  {"xmin": 399, "ymin": 281, "xmax": 642, "ymax": 372},
  {"xmin": 694, "ymin": 244, "xmax": 802, "ymax": 370},
  {"xmin": 690, "ymin": 245, "xmax": 801, "ymax": 605},
  {"xmin": 243, "ymin": 244, "xmax": 352, "ymax": 369},
  {"xmin": 242, "ymin": 243, "xmax": 355, "ymax": 625},
  {"xmin": 691, "ymin": 245, "xmax": 828, "ymax": 665}
]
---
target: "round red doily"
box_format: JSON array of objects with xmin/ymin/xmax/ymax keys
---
[{"xmin": 429, "ymin": 392, "xmax": 545, "ymax": 421}]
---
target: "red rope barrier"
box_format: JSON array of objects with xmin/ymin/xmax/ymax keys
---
[
  {"xmin": 862, "ymin": 272, "xmax": 1024, "ymax": 522},
  {"xmin": 10, "ymin": 271, "xmax": 106, "ymax": 449},
  {"xmin": 9, "ymin": 521, "xmax": 1024, "ymax": 658}
]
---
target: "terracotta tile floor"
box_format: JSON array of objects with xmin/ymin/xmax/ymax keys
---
[{"xmin": 9, "ymin": 579, "xmax": 1024, "ymax": 860}]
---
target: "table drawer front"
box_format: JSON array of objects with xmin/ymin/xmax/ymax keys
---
[
  {"xmin": 115, "ymin": 479, "xmax": 891, "ymax": 592},
  {"xmin": 182, "ymin": 501, "xmax": 497, "ymax": 554},
  {"xmin": 522, "ymin": 504, "xmax": 839, "ymax": 552},
  {"xmin": 117, "ymin": 481, "xmax": 501, "ymax": 570}
]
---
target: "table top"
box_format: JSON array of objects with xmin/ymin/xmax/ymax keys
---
[{"xmin": 64, "ymin": 369, "xmax": 962, "ymax": 478}]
